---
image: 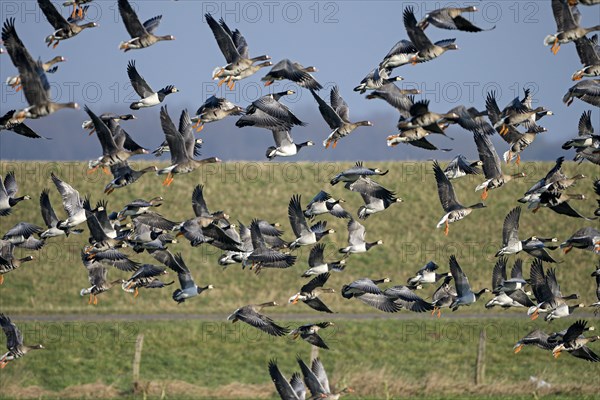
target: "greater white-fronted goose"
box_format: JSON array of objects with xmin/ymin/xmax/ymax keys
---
[
  {"xmin": 398, "ymin": 99, "xmax": 459, "ymax": 133},
  {"xmin": 191, "ymin": 95, "xmax": 244, "ymax": 132},
  {"xmin": 304, "ymin": 191, "xmax": 350, "ymax": 219},
  {"xmin": 528, "ymin": 259, "xmax": 580, "ymax": 320},
  {"xmin": 5, "ymin": 55, "xmax": 65, "ymax": 91},
  {"xmin": 551, "ymin": 320, "xmax": 600, "ymax": 360},
  {"xmin": 121, "ymin": 264, "xmax": 173, "ymax": 298},
  {"xmin": 341, "ymin": 277, "xmax": 400, "ymax": 312},
  {"xmin": 206, "ymin": 13, "xmax": 270, "ymax": 89},
  {"xmin": 433, "ymin": 160, "xmax": 485, "ymax": 236},
  {"xmin": 448, "ymin": 105, "xmax": 496, "ymax": 136},
  {"xmin": 563, "ymin": 79, "xmax": 600, "ymax": 107},
  {"xmin": 562, "ymin": 110, "xmax": 599, "ymax": 151},
  {"xmin": 157, "ymin": 106, "xmax": 221, "ymax": 186},
  {"xmin": 244, "ymin": 219, "xmax": 296, "ymax": 273},
  {"xmin": 266, "ymin": 130, "xmax": 314, "ymax": 160},
  {"xmin": 227, "ymin": 301, "xmax": 289, "ymax": 336},
  {"xmin": 288, "ymin": 194, "xmax": 334, "ymax": 249},
  {"xmin": 0, "ymin": 171, "xmax": 29, "ymax": 217},
  {"xmin": 545, "ymin": 0, "xmax": 600, "ymax": 54},
  {"xmin": 127, "ymin": 60, "xmax": 178, "ymax": 109},
  {"xmin": 288, "ymin": 272, "xmax": 335, "ymax": 313},
  {"xmin": 338, "ymin": 218, "xmax": 382, "ymax": 255},
  {"xmin": 486, "ymin": 89, "xmax": 551, "ymax": 136},
  {"xmin": 262, "ymin": 59, "xmax": 322, "ymax": 90},
  {"xmin": 290, "ymin": 322, "xmax": 334, "ymax": 349},
  {"xmin": 104, "ymin": 162, "xmax": 157, "ymax": 195},
  {"xmin": 297, "ymin": 356, "xmax": 354, "ymax": 400},
  {"xmin": 365, "ymin": 83, "xmax": 419, "ymax": 118},
  {"xmin": 301, "ymin": 243, "xmax": 346, "ymax": 277},
  {"xmin": 560, "ymin": 227, "xmax": 600, "ymax": 254},
  {"xmin": 0, "ymin": 242, "xmax": 33, "ymax": 284},
  {"xmin": 383, "ymin": 285, "xmax": 434, "ymax": 313},
  {"xmin": 485, "ymin": 258, "xmax": 535, "ymax": 309},
  {"xmin": 443, "ymin": 154, "xmax": 482, "ymax": 179},
  {"xmin": 236, "ymin": 90, "xmax": 305, "ymax": 131},
  {"xmin": 387, "ymin": 115, "xmax": 452, "ymax": 152},
  {"xmin": 534, "ymin": 190, "xmax": 596, "ymax": 220},
  {"xmin": 407, "ymin": 261, "xmax": 450, "ymax": 287},
  {"xmin": 152, "ymin": 250, "xmax": 212, "ymax": 303},
  {"xmin": 330, "ymin": 161, "xmax": 388, "ymax": 186},
  {"xmin": 0, "ymin": 314, "xmax": 44, "ymax": 368},
  {"xmin": 403, "ymin": 6, "xmax": 459, "ymax": 64},
  {"xmin": 448, "ymin": 255, "xmax": 489, "ymax": 311},
  {"xmin": 2, "ymin": 18, "xmax": 79, "ymax": 119},
  {"xmin": 38, "ymin": 0, "xmax": 97, "ymax": 48},
  {"xmin": 310, "ymin": 86, "xmax": 372, "ymax": 149},
  {"xmin": 418, "ymin": 6, "xmax": 494, "ymax": 32},
  {"xmin": 344, "ymin": 176, "xmax": 402, "ymax": 219},
  {"xmin": 572, "ymin": 34, "xmax": 600, "ymax": 80},
  {"xmin": 118, "ymin": 0, "xmax": 174, "ymax": 51},
  {"xmin": 62, "ymin": 0, "xmax": 93, "ymax": 19},
  {"xmin": 431, "ymin": 275, "xmax": 457, "ymax": 317},
  {"xmin": 117, "ymin": 197, "xmax": 163, "ymax": 220},
  {"xmin": 268, "ymin": 359, "xmax": 305, "ymax": 400},
  {"xmin": 495, "ymin": 207, "xmax": 559, "ymax": 262},
  {"xmin": 354, "ymin": 67, "xmax": 402, "ymax": 94},
  {"xmin": 0, "ymin": 110, "xmax": 46, "ymax": 139},
  {"xmin": 473, "ymin": 131, "xmax": 526, "ymax": 200}
]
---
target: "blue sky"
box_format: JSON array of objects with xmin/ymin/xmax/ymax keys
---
[{"xmin": 1, "ymin": 0, "xmax": 598, "ymax": 161}]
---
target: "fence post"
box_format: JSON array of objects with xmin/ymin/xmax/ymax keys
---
[
  {"xmin": 475, "ymin": 329, "xmax": 486, "ymax": 386},
  {"xmin": 133, "ymin": 333, "xmax": 144, "ymax": 394}
]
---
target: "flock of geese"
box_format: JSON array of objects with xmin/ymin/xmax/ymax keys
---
[{"xmin": 1, "ymin": 0, "xmax": 600, "ymax": 397}]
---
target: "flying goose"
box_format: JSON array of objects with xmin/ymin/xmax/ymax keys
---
[
  {"xmin": 303, "ymin": 191, "xmax": 350, "ymax": 219},
  {"xmin": 262, "ymin": 59, "xmax": 322, "ymax": 90},
  {"xmin": 79, "ymin": 250, "xmax": 135, "ymax": 305},
  {"xmin": 407, "ymin": 261, "xmax": 450, "ymax": 287},
  {"xmin": 297, "ymin": 356, "xmax": 354, "ymax": 399},
  {"xmin": 354, "ymin": 66, "xmax": 403, "ymax": 94},
  {"xmin": 50, "ymin": 173, "xmax": 88, "ymax": 229},
  {"xmin": 0, "ymin": 243, "xmax": 34, "ymax": 285},
  {"xmin": 0, "ymin": 171, "xmax": 30, "ymax": 217},
  {"xmin": 528, "ymin": 259, "xmax": 580, "ymax": 320},
  {"xmin": 118, "ymin": 0, "xmax": 175, "ymax": 51},
  {"xmin": 288, "ymin": 195, "xmax": 334, "ymax": 249},
  {"xmin": 301, "ymin": 243, "xmax": 346, "ymax": 277},
  {"xmin": 485, "ymin": 258, "xmax": 535, "ymax": 309},
  {"xmin": 0, "ymin": 110, "xmax": 46, "ymax": 139},
  {"xmin": 0, "ymin": 314, "xmax": 44, "ymax": 369},
  {"xmin": 268, "ymin": 359, "xmax": 306, "ymax": 400},
  {"xmin": 448, "ymin": 255, "xmax": 489, "ymax": 311},
  {"xmin": 2, "ymin": 18, "xmax": 79, "ymax": 119},
  {"xmin": 39, "ymin": 189, "xmax": 83, "ymax": 238},
  {"xmin": 206, "ymin": 13, "xmax": 270, "ymax": 89},
  {"xmin": 562, "ymin": 110, "xmax": 599, "ymax": 150},
  {"xmin": 431, "ymin": 275, "xmax": 457, "ymax": 317},
  {"xmin": 344, "ymin": 176, "xmax": 402, "ymax": 219},
  {"xmin": 290, "ymin": 322, "xmax": 334, "ymax": 350},
  {"xmin": 330, "ymin": 161, "xmax": 388, "ymax": 186},
  {"xmin": 443, "ymin": 154, "xmax": 482, "ymax": 180},
  {"xmin": 266, "ymin": 130, "xmax": 314, "ymax": 160},
  {"xmin": 365, "ymin": 83, "xmax": 419, "ymax": 118},
  {"xmin": 5, "ymin": 55, "xmax": 65, "ymax": 91},
  {"xmin": 473, "ymin": 131, "xmax": 526, "ymax": 200},
  {"xmin": 227, "ymin": 302, "xmax": 289, "ymax": 336},
  {"xmin": 244, "ymin": 219, "xmax": 296, "ymax": 273},
  {"xmin": 288, "ymin": 272, "xmax": 335, "ymax": 313},
  {"xmin": 561, "ymin": 227, "xmax": 600, "ymax": 254},
  {"xmin": 418, "ymin": 6, "xmax": 494, "ymax": 32},
  {"xmin": 310, "ymin": 86, "xmax": 372, "ymax": 149},
  {"xmin": 433, "ymin": 160, "xmax": 486, "ymax": 236},
  {"xmin": 387, "ymin": 115, "xmax": 452, "ymax": 152},
  {"xmin": 551, "ymin": 320, "xmax": 600, "ymax": 360},
  {"xmin": 104, "ymin": 162, "xmax": 157, "ymax": 195},
  {"xmin": 447, "ymin": 105, "xmax": 496, "ymax": 137},
  {"xmin": 339, "ymin": 218, "xmax": 382, "ymax": 255},
  {"xmin": 495, "ymin": 207, "xmax": 558, "ymax": 262},
  {"xmin": 127, "ymin": 60, "xmax": 178, "ymax": 109},
  {"xmin": 38, "ymin": 0, "xmax": 97, "ymax": 48},
  {"xmin": 378, "ymin": 39, "xmax": 419, "ymax": 69},
  {"xmin": 572, "ymin": 34, "xmax": 600, "ymax": 80},
  {"xmin": 121, "ymin": 264, "xmax": 173, "ymax": 298},
  {"xmin": 563, "ymin": 79, "xmax": 600, "ymax": 107},
  {"xmin": 341, "ymin": 277, "xmax": 400, "ymax": 312},
  {"xmin": 157, "ymin": 106, "xmax": 221, "ymax": 186},
  {"xmin": 545, "ymin": 0, "xmax": 600, "ymax": 55},
  {"xmin": 153, "ymin": 250, "xmax": 212, "ymax": 303},
  {"xmin": 62, "ymin": 0, "xmax": 92, "ymax": 19},
  {"xmin": 236, "ymin": 90, "xmax": 305, "ymax": 131},
  {"xmin": 191, "ymin": 95, "xmax": 245, "ymax": 132},
  {"xmin": 383, "ymin": 285, "xmax": 434, "ymax": 312},
  {"xmin": 403, "ymin": 6, "xmax": 459, "ymax": 64}
]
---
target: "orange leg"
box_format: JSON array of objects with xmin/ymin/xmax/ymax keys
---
[
  {"xmin": 102, "ymin": 166, "xmax": 110, "ymax": 175},
  {"xmin": 506, "ymin": 152, "xmax": 512, "ymax": 164},
  {"xmin": 530, "ymin": 309, "xmax": 539, "ymax": 321},
  {"xmin": 332, "ymin": 140, "xmax": 338, "ymax": 149},
  {"xmin": 514, "ymin": 344, "xmax": 523, "ymax": 354},
  {"xmin": 553, "ymin": 350, "xmax": 561, "ymax": 359},
  {"xmin": 93, "ymin": 295, "xmax": 98, "ymax": 305},
  {"xmin": 217, "ymin": 77, "xmax": 228, "ymax": 87},
  {"xmin": 437, "ymin": 308, "xmax": 441, "ymax": 318},
  {"xmin": 532, "ymin": 205, "xmax": 540, "ymax": 214},
  {"xmin": 88, "ymin": 128, "xmax": 96, "ymax": 136},
  {"xmin": 411, "ymin": 56, "xmax": 418, "ymax": 66},
  {"xmin": 88, "ymin": 293, "xmax": 93, "ymax": 305},
  {"xmin": 563, "ymin": 245, "xmax": 573, "ymax": 254},
  {"xmin": 444, "ymin": 220, "xmax": 449, "ymax": 236},
  {"xmin": 0, "ymin": 275, "xmax": 3, "ymax": 285},
  {"xmin": 212, "ymin": 68, "xmax": 225, "ymax": 79},
  {"xmin": 87, "ymin": 165, "xmax": 99, "ymax": 175},
  {"xmin": 162, "ymin": 172, "xmax": 174, "ymax": 186},
  {"xmin": 134, "ymin": 287, "xmax": 139, "ymax": 298},
  {"xmin": 431, "ymin": 307, "xmax": 437, "ymax": 317},
  {"xmin": 325, "ymin": 140, "xmax": 331, "ymax": 149},
  {"xmin": 481, "ymin": 187, "xmax": 488, "ymax": 201},
  {"xmin": 227, "ymin": 79, "xmax": 235, "ymax": 90},
  {"xmin": 0, "ymin": 359, "xmax": 9, "ymax": 369},
  {"xmin": 195, "ymin": 124, "xmax": 205, "ymax": 133},
  {"xmin": 52, "ymin": 41, "xmax": 59, "ymax": 49},
  {"xmin": 516, "ymin": 154, "xmax": 521, "ymax": 166}
]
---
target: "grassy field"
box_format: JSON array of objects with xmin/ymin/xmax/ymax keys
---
[{"xmin": 0, "ymin": 160, "xmax": 599, "ymax": 399}]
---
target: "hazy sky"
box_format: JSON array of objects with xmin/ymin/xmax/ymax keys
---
[{"xmin": 1, "ymin": 0, "xmax": 599, "ymax": 162}]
